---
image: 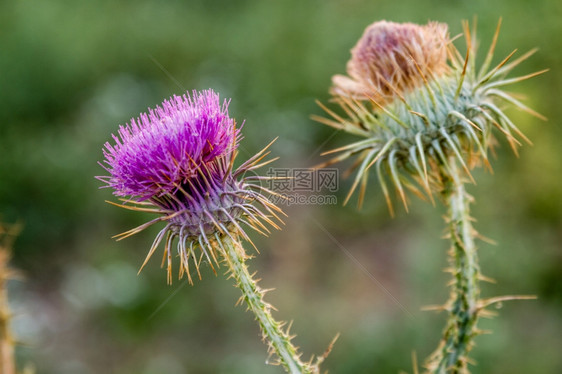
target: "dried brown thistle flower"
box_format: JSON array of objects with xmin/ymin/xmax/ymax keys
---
[{"xmin": 331, "ymin": 21, "xmax": 449, "ymax": 104}]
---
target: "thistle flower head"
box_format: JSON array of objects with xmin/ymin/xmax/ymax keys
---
[
  {"xmin": 332, "ymin": 21, "xmax": 449, "ymax": 103},
  {"xmin": 99, "ymin": 89, "xmax": 283, "ymax": 284},
  {"xmin": 317, "ymin": 19, "xmax": 546, "ymax": 214},
  {"xmin": 100, "ymin": 90, "xmax": 237, "ymax": 200}
]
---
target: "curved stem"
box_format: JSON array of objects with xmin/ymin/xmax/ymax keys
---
[
  {"xmin": 427, "ymin": 158, "xmax": 480, "ymax": 373},
  {"xmin": 220, "ymin": 235, "xmax": 317, "ymax": 374}
]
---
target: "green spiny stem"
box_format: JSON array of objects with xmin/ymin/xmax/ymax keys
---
[
  {"xmin": 427, "ymin": 157, "xmax": 480, "ymax": 374},
  {"xmin": 220, "ymin": 235, "xmax": 317, "ymax": 374}
]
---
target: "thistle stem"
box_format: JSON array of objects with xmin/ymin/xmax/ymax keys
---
[
  {"xmin": 427, "ymin": 158, "xmax": 480, "ymax": 373},
  {"xmin": 221, "ymin": 235, "xmax": 317, "ymax": 374},
  {"xmin": 0, "ymin": 249, "xmax": 16, "ymax": 374}
]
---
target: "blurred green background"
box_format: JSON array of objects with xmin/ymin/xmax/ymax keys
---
[{"xmin": 1, "ymin": 0, "xmax": 561, "ymax": 373}]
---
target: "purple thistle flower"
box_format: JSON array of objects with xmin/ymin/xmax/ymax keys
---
[
  {"xmin": 98, "ymin": 89, "xmax": 330, "ymax": 373},
  {"xmin": 98, "ymin": 89, "xmax": 283, "ymax": 284},
  {"xmin": 99, "ymin": 89, "xmax": 238, "ymax": 200}
]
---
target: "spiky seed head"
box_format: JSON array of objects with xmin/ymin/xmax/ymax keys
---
[
  {"xmin": 331, "ymin": 21, "xmax": 449, "ymax": 104},
  {"xmin": 98, "ymin": 89, "xmax": 283, "ymax": 284},
  {"xmin": 317, "ymin": 19, "xmax": 546, "ymax": 213}
]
